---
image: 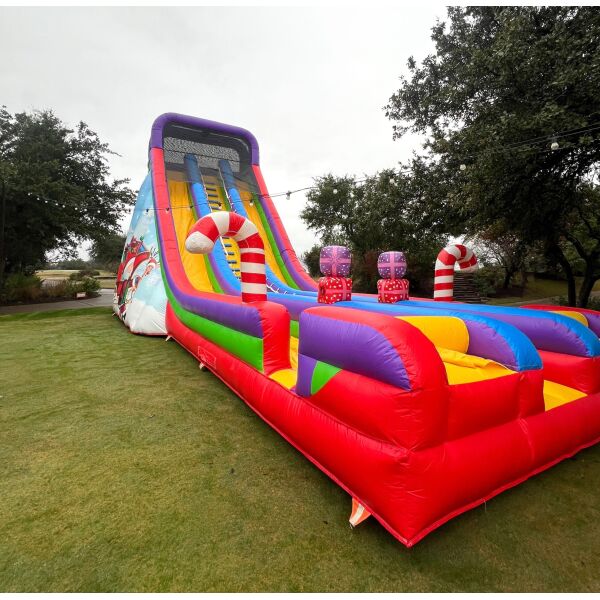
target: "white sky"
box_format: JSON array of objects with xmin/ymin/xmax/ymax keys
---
[{"xmin": 0, "ymin": 6, "xmax": 445, "ymax": 257}]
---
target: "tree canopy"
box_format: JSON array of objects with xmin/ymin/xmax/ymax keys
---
[
  {"xmin": 385, "ymin": 6, "xmax": 600, "ymax": 306},
  {"xmin": 89, "ymin": 232, "xmax": 126, "ymax": 272},
  {"xmin": 301, "ymin": 166, "xmax": 448, "ymax": 292},
  {"xmin": 0, "ymin": 108, "xmax": 134, "ymax": 281}
]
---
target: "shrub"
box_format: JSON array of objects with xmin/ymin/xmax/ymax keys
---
[
  {"xmin": 473, "ymin": 266, "xmax": 504, "ymax": 298},
  {"xmin": 69, "ymin": 269, "xmax": 100, "ymax": 281},
  {"xmin": 44, "ymin": 280, "xmax": 71, "ymax": 298},
  {"xmin": 0, "ymin": 273, "xmax": 43, "ymax": 302},
  {"xmin": 587, "ymin": 296, "xmax": 600, "ymax": 311},
  {"xmin": 79, "ymin": 276, "xmax": 101, "ymax": 296}
]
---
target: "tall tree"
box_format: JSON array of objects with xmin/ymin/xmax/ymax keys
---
[
  {"xmin": 0, "ymin": 108, "xmax": 134, "ymax": 282},
  {"xmin": 385, "ymin": 6, "xmax": 600, "ymax": 306},
  {"xmin": 89, "ymin": 232, "xmax": 126, "ymax": 272},
  {"xmin": 301, "ymin": 166, "xmax": 448, "ymax": 292}
]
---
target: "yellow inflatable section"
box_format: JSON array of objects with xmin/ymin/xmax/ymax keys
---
[
  {"xmin": 168, "ymin": 177, "xmax": 214, "ymax": 292},
  {"xmin": 544, "ymin": 380, "xmax": 586, "ymax": 410},
  {"xmin": 397, "ymin": 315, "xmax": 514, "ymax": 384}
]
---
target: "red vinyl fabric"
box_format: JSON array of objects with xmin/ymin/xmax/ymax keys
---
[
  {"xmin": 165, "ymin": 302, "xmax": 600, "ymax": 546},
  {"xmin": 377, "ymin": 278, "xmax": 410, "ymax": 303},
  {"xmin": 317, "ymin": 276, "xmax": 353, "ymax": 304},
  {"xmin": 539, "ymin": 350, "xmax": 600, "ymax": 394}
]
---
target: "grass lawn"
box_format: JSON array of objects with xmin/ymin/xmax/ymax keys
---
[
  {"xmin": 1, "ymin": 308, "xmax": 599, "ymax": 592},
  {"xmin": 36, "ymin": 270, "xmax": 116, "ymax": 289},
  {"xmin": 493, "ymin": 277, "xmax": 600, "ymax": 305}
]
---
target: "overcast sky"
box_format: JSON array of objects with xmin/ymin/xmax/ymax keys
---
[{"xmin": 0, "ymin": 6, "xmax": 445, "ymax": 256}]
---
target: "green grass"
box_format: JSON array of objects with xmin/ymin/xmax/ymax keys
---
[
  {"xmin": 1, "ymin": 308, "xmax": 599, "ymax": 591},
  {"xmin": 493, "ymin": 277, "xmax": 600, "ymax": 305}
]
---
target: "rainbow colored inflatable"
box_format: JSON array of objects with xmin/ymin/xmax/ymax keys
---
[{"xmin": 115, "ymin": 113, "xmax": 600, "ymax": 546}]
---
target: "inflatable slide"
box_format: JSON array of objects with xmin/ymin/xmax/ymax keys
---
[{"xmin": 115, "ymin": 113, "xmax": 600, "ymax": 546}]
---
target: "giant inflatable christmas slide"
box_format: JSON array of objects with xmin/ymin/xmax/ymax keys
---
[{"xmin": 115, "ymin": 113, "xmax": 600, "ymax": 546}]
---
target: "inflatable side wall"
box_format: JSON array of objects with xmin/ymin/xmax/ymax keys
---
[{"xmin": 114, "ymin": 175, "xmax": 168, "ymax": 335}]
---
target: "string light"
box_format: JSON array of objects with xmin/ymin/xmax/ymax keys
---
[{"xmin": 19, "ymin": 121, "xmax": 599, "ymax": 213}]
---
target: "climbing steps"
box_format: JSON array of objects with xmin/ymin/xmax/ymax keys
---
[
  {"xmin": 202, "ymin": 173, "xmax": 242, "ymax": 279},
  {"xmin": 453, "ymin": 272, "xmax": 486, "ymax": 304}
]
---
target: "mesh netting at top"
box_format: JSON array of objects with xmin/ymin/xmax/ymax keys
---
[{"xmin": 163, "ymin": 137, "xmax": 241, "ymax": 172}]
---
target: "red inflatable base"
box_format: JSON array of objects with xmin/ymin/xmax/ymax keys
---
[{"xmin": 165, "ymin": 303, "xmax": 600, "ymax": 546}]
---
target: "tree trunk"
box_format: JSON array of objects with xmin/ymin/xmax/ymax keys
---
[
  {"xmin": 549, "ymin": 243, "xmax": 576, "ymax": 306},
  {"xmin": 502, "ymin": 268, "xmax": 512, "ymax": 290},
  {"xmin": 0, "ymin": 178, "xmax": 5, "ymax": 285},
  {"xmin": 578, "ymin": 261, "xmax": 597, "ymax": 308}
]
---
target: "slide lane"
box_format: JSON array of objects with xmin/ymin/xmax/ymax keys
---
[
  {"xmin": 218, "ymin": 159, "xmax": 310, "ymax": 296},
  {"xmin": 217, "ymin": 159, "xmax": 378, "ymax": 303},
  {"xmin": 168, "ymin": 177, "xmax": 214, "ymax": 292},
  {"xmin": 234, "ymin": 180, "xmax": 291, "ymax": 285},
  {"xmin": 252, "ymin": 163, "xmax": 318, "ymax": 291}
]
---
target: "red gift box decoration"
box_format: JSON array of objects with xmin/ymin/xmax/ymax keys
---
[
  {"xmin": 318, "ymin": 276, "xmax": 353, "ymax": 304},
  {"xmin": 377, "ymin": 278, "xmax": 409, "ymax": 303}
]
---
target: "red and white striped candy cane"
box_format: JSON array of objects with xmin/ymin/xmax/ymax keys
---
[
  {"xmin": 433, "ymin": 244, "xmax": 478, "ymax": 301},
  {"xmin": 185, "ymin": 211, "xmax": 267, "ymax": 303}
]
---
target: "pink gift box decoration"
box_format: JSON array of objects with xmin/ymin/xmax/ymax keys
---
[
  {"xmin": 320, "ymin": 245, "xmax": 352, "ymax": 277},
  {"xmin": 377, "ymin": 251, "xmax": 407, "ymax": 280}
]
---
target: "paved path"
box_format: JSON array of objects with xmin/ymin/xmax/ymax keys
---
[{"xmin": 0, "ymin": 289, "xmax": 114, "ymax": 315}]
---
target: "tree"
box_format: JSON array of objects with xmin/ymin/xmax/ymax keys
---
[
  {"xmin": 301, "ymin": 166, "xmax": 448, "ymax": 293},
  {"xmin": 0, "ymin": 108, "xmax": 134, "ymax": 283},
  {"xmin": 89, "ymin": 232, "xmax": 126, "ymax": 272},
  {"xmin": 385, "ymin": 7, "xmax": 600, "ymax": 306},
  {"xmin": 301, "ymin": 244, "xmax": 322, "ymax": 278},
  {"xmin": 467, "ymin": 225, "xmax": 531, "ymax": 290}
]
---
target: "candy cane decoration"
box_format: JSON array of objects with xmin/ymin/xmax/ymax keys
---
[
  {"xmin": 185, "ymin": 211, "xmax": 267, "ymax": 303},
  {"xmin": 434, "ymin": 244, "xmax": 478, "ymax": 301}
]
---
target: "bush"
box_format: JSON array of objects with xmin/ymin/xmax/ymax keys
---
[
  {"xmin": 79, "ymin": 276, "xmax": 101, "ymax": 296},
  {"xmin": 473, "ymin": 266, "xmax": 504, "ymax": 298},
  {"xmin": 44, "ymin": 280, "xmax": 71, "ymax": 299},
  {"xmin": 0, "ymin": 273, "xmax": 43, "ymax": 302},
  {"xmin": 0, "ymin": 272, "xmax": 101, "ymax": 304},
  {"xmin": 69, "ymin": 269, "xmax": 100, "ymax": 281},
  {"xmin": 587, "ymin": 296, "xmax": 600, "ymax": 311}
]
